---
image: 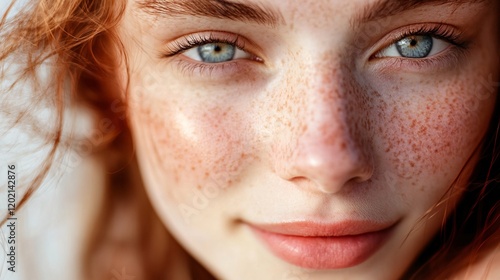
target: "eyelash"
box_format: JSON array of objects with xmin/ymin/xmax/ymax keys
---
[
  {"xmin": 163, "ymin": 24, "xmax": 470, "ymax": 76},
  {"xmin": 396, "ymin": 24, "xmax": 467, "ymax": 49},
  {"xmin": 162, "ymin": 32, "xmax": 260, "ymax": 78},
  {"xmin": 164, "ymin": 33, "xmax": 246, "ymax": 57},
  {"xmin": 371, "ymin": 24, "xmax": 470, "ymax": 70}
]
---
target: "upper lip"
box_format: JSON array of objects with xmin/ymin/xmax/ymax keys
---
[{"xmin": 248, "ymin": 220, "xmax": 397, "ymax": 237}]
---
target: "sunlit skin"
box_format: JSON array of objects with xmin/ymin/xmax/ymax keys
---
[{"xmin": 117, "ymin": 0, "xmax": 499, "ymax": 279}]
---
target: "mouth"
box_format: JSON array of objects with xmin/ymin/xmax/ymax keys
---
[{"xmin": 246, "ymin": 220, "xmax": 397, "ymax": 270}]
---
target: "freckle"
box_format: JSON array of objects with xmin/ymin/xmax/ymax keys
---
[
  {"xmin": 300, "ymin": 124, "xmax": 308, "ymax": 134},
  {"xmin": 340, "ymin": 142, "xmax": 347, "ymax": 150}
]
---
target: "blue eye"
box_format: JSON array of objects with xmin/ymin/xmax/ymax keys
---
[
  {"xmin": 197, "ymin": 43, "xmax": 235, "ymax": 63},
  {"xmin": 377, "ymin": 35, "xmax": 450, "ymax": 59},
  {"xmin": 183, "ymin": 42, "xmax": 252, "ymax": 63},
  {"xmin": 396, "ymin": 35, "xmax": 433, "ymax": 58}
]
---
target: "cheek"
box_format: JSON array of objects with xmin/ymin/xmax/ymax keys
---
[
  {"xmin": 128, "ymin": 74, "xmax": 257, "ymax": 205},
  {"xmin": 373, "ymin": 76, "xmax": 495, "ymax": 198}
]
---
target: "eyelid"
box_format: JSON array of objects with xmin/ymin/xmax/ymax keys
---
[
  {"xmin": 161, "ymin": 31, "xmax": 266, "ymax": 79},
  {"xmin": 162, "ymin": 31, "xmax": 263, "ymax": 60},
  {"xmin": 363, "ymin": 23, "xmax": 471, "ymax": 73},
  {"xmin": 368, "ymin": 23, "xmax": 467, "ymax": 60},
  {"xmin": 376, "ymin": 37, "xmax": 451, "ymax": 58}
]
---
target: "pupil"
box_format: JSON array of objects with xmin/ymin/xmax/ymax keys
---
[
  {"xmin": 410, "ymin": 39, "xmax": 417, "ymax": 47},
  {"xmin": 214, "ymin": 45, "xmax": 222, "ymax": 52}
]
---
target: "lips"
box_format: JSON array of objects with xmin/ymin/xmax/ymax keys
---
[{"xmin": 247, "ymin": 220, "xmax": 396, "ymax": 269}]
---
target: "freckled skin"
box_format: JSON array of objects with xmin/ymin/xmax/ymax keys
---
[{"xmin": 119, "ymin": 0, "xmax": 499, "ymax": 279}]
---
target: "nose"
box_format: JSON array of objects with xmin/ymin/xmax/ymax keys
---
[{"xmin": 271, "ymin": 62, "xmax": 374, "ymax": 195}]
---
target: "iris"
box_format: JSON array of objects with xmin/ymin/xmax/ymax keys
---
[
  {"xmin": 197, "ymin": 43, "xmax": 236, "ymax": 63},
  {"xmin": 396, "ymin": 35, "xmax": 433, "ymax": 58}
]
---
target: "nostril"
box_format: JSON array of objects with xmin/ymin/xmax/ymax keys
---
[
  {"xmin": 352, "ymin": 155, "xmax": 375, "ymax": 183},
  {"xmin": 351, "ymin": 170, "xmax": 373, "ymax": 184}
]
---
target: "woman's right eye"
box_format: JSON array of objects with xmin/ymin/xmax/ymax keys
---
[
  {"xmin": 163, "ymin": 33, "xmax": 265, "ymax": 77},
  {"xmin": 183, "ymin": 42, "xmax": 253, "ymax": 63}
]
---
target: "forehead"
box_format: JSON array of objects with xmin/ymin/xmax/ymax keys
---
[{"xmin": 134, "ymin": 0, "xmax": 489, "ymax": 25}]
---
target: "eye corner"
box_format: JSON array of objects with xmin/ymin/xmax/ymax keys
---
[
  {"xmin": 370, "ymin": 49, "xmax": 385, "ymax": 60},
  {"xmin": 369, "ymin": 44, "xmax": 392, "ymax": 61}
]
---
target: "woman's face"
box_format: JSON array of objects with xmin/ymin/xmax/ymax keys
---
[{"xmin": 118, "ymin": 0, "xmax": 499, "ymax": 279}]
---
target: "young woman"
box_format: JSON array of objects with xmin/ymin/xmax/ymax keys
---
[{"xmin": 1, "ymin": 0, "xmax": 499, "ymax": 279}]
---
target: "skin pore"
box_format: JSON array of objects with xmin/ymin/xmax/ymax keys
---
[{"xmin": 117, "ymin": 0, "xmax": 499, "ymax": 279}]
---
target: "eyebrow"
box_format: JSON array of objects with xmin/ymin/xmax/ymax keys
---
[
  {"xmin": 137, "ymin": 0, "xmax": 487, "ymax": 28},
  {"xmin": 357, "ymin": 0, "xmax": 488, "ymax": 23},
  {"xmin": 136, "ymin": 0, "xmax": 284, "ymax": 26}
]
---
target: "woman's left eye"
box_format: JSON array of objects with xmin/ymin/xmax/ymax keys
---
[
  {"xmin": 377, "ymin": 35, "xmax": 451, "ymax": 58},
  {"xmin": 183, "ymin": 42, "xmax": 252, "ymax": 63}
]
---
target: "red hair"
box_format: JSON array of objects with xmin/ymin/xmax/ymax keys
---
[{"xmin": 1, "ymin": 0, "xmax": 207, "ymax": 279}]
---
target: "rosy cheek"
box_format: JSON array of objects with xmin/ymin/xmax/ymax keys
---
[
  {"xmin": 129, "ymin": 78, "xmax": 259, "ymax": 203},
  {"xmin": 374, "ymin": 76, "xmax": 495, "ymax": 188},
  {"xmin": 178, "ymin": 105, "xmax": 257, "ymax": 188}
]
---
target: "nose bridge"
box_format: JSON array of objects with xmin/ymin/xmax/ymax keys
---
[
  {"xmin": 298, "ymin": 61, "xmax": 363, "ymax": 164},
  {"xmin": 271, "ymin": 57, "xmax": 373, "ymax": 194},
  {"xmin": 303, "ymin": 64, "xmax": 350, "ymax": 142}
]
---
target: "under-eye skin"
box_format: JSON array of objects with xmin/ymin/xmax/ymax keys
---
[{"xmin": 372, "ymin": 23, "xmax": 471, "ymax": 71}]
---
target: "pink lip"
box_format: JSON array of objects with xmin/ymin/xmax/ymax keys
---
[{"xmin": 248, "ymin": 220, "xmax": 396, "ymax": 269}]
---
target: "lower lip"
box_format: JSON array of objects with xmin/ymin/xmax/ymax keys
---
[{"xmin": 249, "ymin": 225, "xmax": 394, "ymax": 269}]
